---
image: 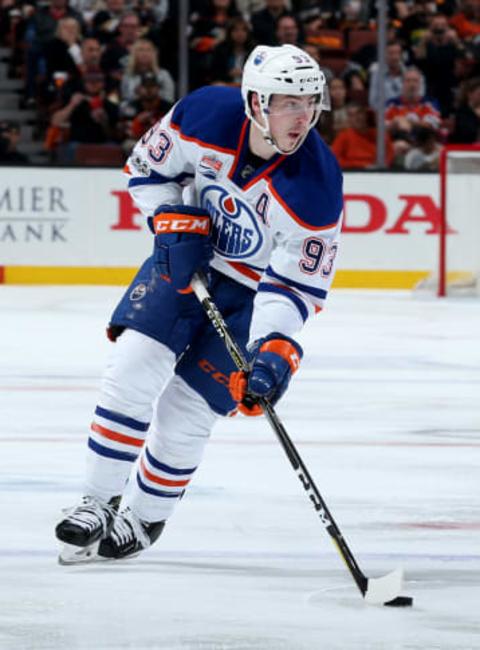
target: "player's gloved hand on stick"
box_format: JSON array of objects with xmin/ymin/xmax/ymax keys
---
[
  {"xmin": 229, "ymin": 332, "xmax": 303, "ymax": 416},
  {"xmin": 148, "ymin": 204, "xmax": 213, "ymax": 290}
]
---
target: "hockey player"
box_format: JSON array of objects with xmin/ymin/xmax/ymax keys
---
[{"xmin": 55, "ymin": 44, "xmax": 343, "ymax": 563}]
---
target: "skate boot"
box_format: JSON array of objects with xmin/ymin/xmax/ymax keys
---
[
  {"xmin": 56, "ymin": 495, "xmax": 120, "ymax": 564},
  {"xmin": 98, "ymin": 507, "xmax": 165, "ymax": 560}
]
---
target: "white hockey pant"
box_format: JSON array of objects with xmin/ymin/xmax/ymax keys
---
[{"xmin": 85, "ymin": 329, "xmax": 218, "ymax": 522}]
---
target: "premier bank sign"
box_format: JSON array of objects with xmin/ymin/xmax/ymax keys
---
[{"xmin": 0, "ymin": 185, "xmax": 69, "ymax": 243}]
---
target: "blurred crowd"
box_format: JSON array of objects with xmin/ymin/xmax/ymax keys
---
[{"xmin": 0, "ymin": 0, "xmax": 479, "ymax": 168}]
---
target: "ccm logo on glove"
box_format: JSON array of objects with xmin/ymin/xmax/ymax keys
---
[
  {"xmin": 152, "ymin": 214, "xmax": 210, "ymax": 235},
  {"xmin": 148, "ymin": 204, "xmax": 213, "ymax": 291},
  {"xmin": 229, "ymin": 333, "xmax": 303, "ymax": 416}
]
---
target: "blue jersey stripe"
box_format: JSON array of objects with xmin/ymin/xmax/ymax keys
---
[
  {"xmin": 257, "ymin": 282, "xmax": 308, "ymax": 322},
  {"xmin": 145, "ymin": 446, "xmax": 196, "ymax": 476},
  {"xmin": 94, "ymin": 405, "xmax": 149, "ymax": 432},
  {"xmin": 136, "ymin": 473, "xmax": 183, "ymax": 498},
  {"xmin": 88, "ymin": 437, "xmax": 137, "ymax": 462},
  {"xmin": 128, "ymin": 170, "xmax": 194, "ymax": 187},
  {"xmin": 265, "ymin": 267, "xmax": 328, "ymax": 300}
]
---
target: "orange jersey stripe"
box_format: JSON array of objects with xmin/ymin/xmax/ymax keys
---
[
  {"xmin": 91, "ymin": 422, "xmax": 144, "ymax": 448},
  {"xmin": 140, "ymin": 458, "xmax": 190, "ymax": 487},
  {"xmin": 228, "ymin": 118, "xmax": 249, "ymax": 181},
  {"xmin": 227, "ymin": 261, "xmax": 262, "ymax": 282}
]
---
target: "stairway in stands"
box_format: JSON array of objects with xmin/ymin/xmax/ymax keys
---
[{"xmin": 0, "ymin": 45, "xmax": 49, "ymax": 165}]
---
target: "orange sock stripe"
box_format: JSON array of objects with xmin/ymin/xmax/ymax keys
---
[
  {"xmin": 259, "ymin": 339, "xmax": 301, "ymax": 373},
  {"xmin": 91, "ymin": 422, "xmax": 144, "ymax": 448},
  {"xmin": 140, "ymin": 458, "xmax": 190, "ymax": 487}
]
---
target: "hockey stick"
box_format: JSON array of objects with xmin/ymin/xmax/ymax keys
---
[{"xmin": 191, "ymin": 272, "xmax": 412, "ymax": 607}]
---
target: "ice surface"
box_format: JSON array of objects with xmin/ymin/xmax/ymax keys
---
[{"xmin": 1, "ymin": 286, "xmax": 479, "ymax": 650}]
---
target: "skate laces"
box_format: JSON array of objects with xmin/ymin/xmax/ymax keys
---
[
  {"xmin": 110, "ymin": 508, "xmax": 150, "ymax": 549},
  {"xmin": 64, "ymin": 496, "xmax": 113, "ymax": 533}
]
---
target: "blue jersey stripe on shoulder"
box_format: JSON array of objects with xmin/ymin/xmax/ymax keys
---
[
  {"xmin": 171, "ymin": 86, "xmax": 245, "ymax": 153},
  {"xmin": 266, "ymin": 266, "xmax": 328, "ymax": 300},
  {"xmin": 258, "ymin": 282, "xmax": 308, "ymax": 322}
]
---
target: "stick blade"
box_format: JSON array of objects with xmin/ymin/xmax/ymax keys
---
[{"xmin": 364, "ymin": 567, "xmax": 404, "ymax": 605}]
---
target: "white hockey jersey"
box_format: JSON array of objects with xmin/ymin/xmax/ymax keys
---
[{"xmin": 125, "ymin": 86, "xmax": 343, "ymax": 343}]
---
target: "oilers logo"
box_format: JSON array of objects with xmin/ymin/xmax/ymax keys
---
[{"xmin": 200, "ymin": 186, "xmax": 262, "ymax": 259}]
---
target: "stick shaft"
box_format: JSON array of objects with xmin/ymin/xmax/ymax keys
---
[{"xmin": 191, "ymin": 274, "xmax": 368, "ymax": 596}]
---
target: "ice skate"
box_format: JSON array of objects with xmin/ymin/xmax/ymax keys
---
[
  {"xmin": 56, "ymin": 495, "xmax": 120, "ymax": 564},
  {"xmin": 98, "ymin": 507, "xmax": 165, "ymax": 560}
]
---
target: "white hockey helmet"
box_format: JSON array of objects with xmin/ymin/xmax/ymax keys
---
[{"xmin": 241, "ymin": 44, "xmax": 330, "ymax": 154}]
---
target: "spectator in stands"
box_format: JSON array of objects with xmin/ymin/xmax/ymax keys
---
[
  {"xmin": 48, "ymin": 37, "xmax": 103, "ymax": 107},
  {"xmin": 50, "ymin": 69, "xmax": 120, "ymax": 146},
  {"xmin": 318, "ymin": 76, "xmax": 349, "ymax": 143},
  {"xmin": 91, "ymin": 0, "xmax": 126, "ymax": 45},
  {"xmin": 24, "ymin": 0, "xmax": 84, "ymax": 105},
  {"xmin": 209, "ymin": 16, "xmax": 254, "ymax": 85},
  {"xmin": 275, "ymin": 13, "xmax": 301, "ymax": 46},
  {"xmin": 344, "ymin": 68, "xmax": 368, "ymax": 104},
  {"xmin": 100, "ymin": 12, "xmax": 141, "ymax": 95},
  {"xmin": 368, "ymin": 40, "xmax": 406, "ymax": 110},
  {"xmin": 120, "ymin": 38, "xmax": 175, "ymax": 103},
  {"xmin": 80, "ymin": 37, "xmax": 102, "ymax": 72},
  {"xmin": 189, "ymin": 0, "xmax": 240, "ymax": 88},
  {"xmin": 398, "ymin": 0, "xmax": 436, "ymax": 51},
  {"xmin": 301, "ymin": 9, "xmax": 344, "ymax": 51},
  {"xmin": 450, "ymin": 0, "xmax": 480, "ymax": 40},
  {"xmin": 251, "ymin": 0, "xmax": 289, "ymax": 46},
  {"xmin": 450, "ymin": 76, "xmax": 480, "ymax": 142},
  {"xmin": 337, "ymin": 0, "xmax": 369, "ymax": 32},
  {"xmin": 0, "ymin": 120, "xmax": 30, "ymax": 164},
  {"xmin": 130, "ymin": 0, "xmax": 159, "ymax": 33},
  {"xmin": 331, "ymin": 102, "xmax": 394, "ymax": 169},
  {"xmin": 403, "ymin": 124, "xmax": 441, "ymax": 170},
  {"xmin": 385, "ymin": 66, "xmax": 441, "ymax": 161},
  {"xmin": 120, "ymin": 71, "xmax": 172, "ymax": 146},
  {"xmin": 414, "ymin": 13, "xmax": 465, "ymax": 116},
  {"xmin": 44, "ymin": 17, "xmax": 82, "ymax": 90},
  {"xmin": 28, "ymin": 0, "xmax": 83, "ymax": 49}
]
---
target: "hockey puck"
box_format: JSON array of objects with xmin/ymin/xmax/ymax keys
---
[{"xmin": 384, "ymin": 596, "xmax": 413, "ymax": 607}]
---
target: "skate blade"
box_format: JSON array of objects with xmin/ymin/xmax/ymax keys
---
[{"xmin": 58, "ymin": 541, "xmax": 102, "ymax": 565}]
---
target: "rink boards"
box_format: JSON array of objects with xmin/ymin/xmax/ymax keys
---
[{"xmin": 0, "ymin": 168, "xmax": 442, "ymax": 288}]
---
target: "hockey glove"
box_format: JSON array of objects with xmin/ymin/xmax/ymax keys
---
[
  {"xmin": 229, "ymin": 333, "xmax": 303, "ymax": 416},
  {"xmin": 148, "ymin": 204, "xmax": 213, "ymax": 290}
]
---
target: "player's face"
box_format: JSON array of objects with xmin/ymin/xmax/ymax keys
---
[{"xmin": 267, "ymin": 94, "xmax": 317, "ymax": 153}]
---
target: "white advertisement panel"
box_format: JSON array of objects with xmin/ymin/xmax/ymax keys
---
[{"xmin": 0, "ymin": 168, "xmax": 441, "ymax": 271}]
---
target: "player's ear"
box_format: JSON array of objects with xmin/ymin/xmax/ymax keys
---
[{"xmin": 249, "ymin": 91, "xmax": 260, "ymax": 116}]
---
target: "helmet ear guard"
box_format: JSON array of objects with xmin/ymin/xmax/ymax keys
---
[{"xmin": 241, "ymin": 44, "xmax": 330, "ymax": 154}]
